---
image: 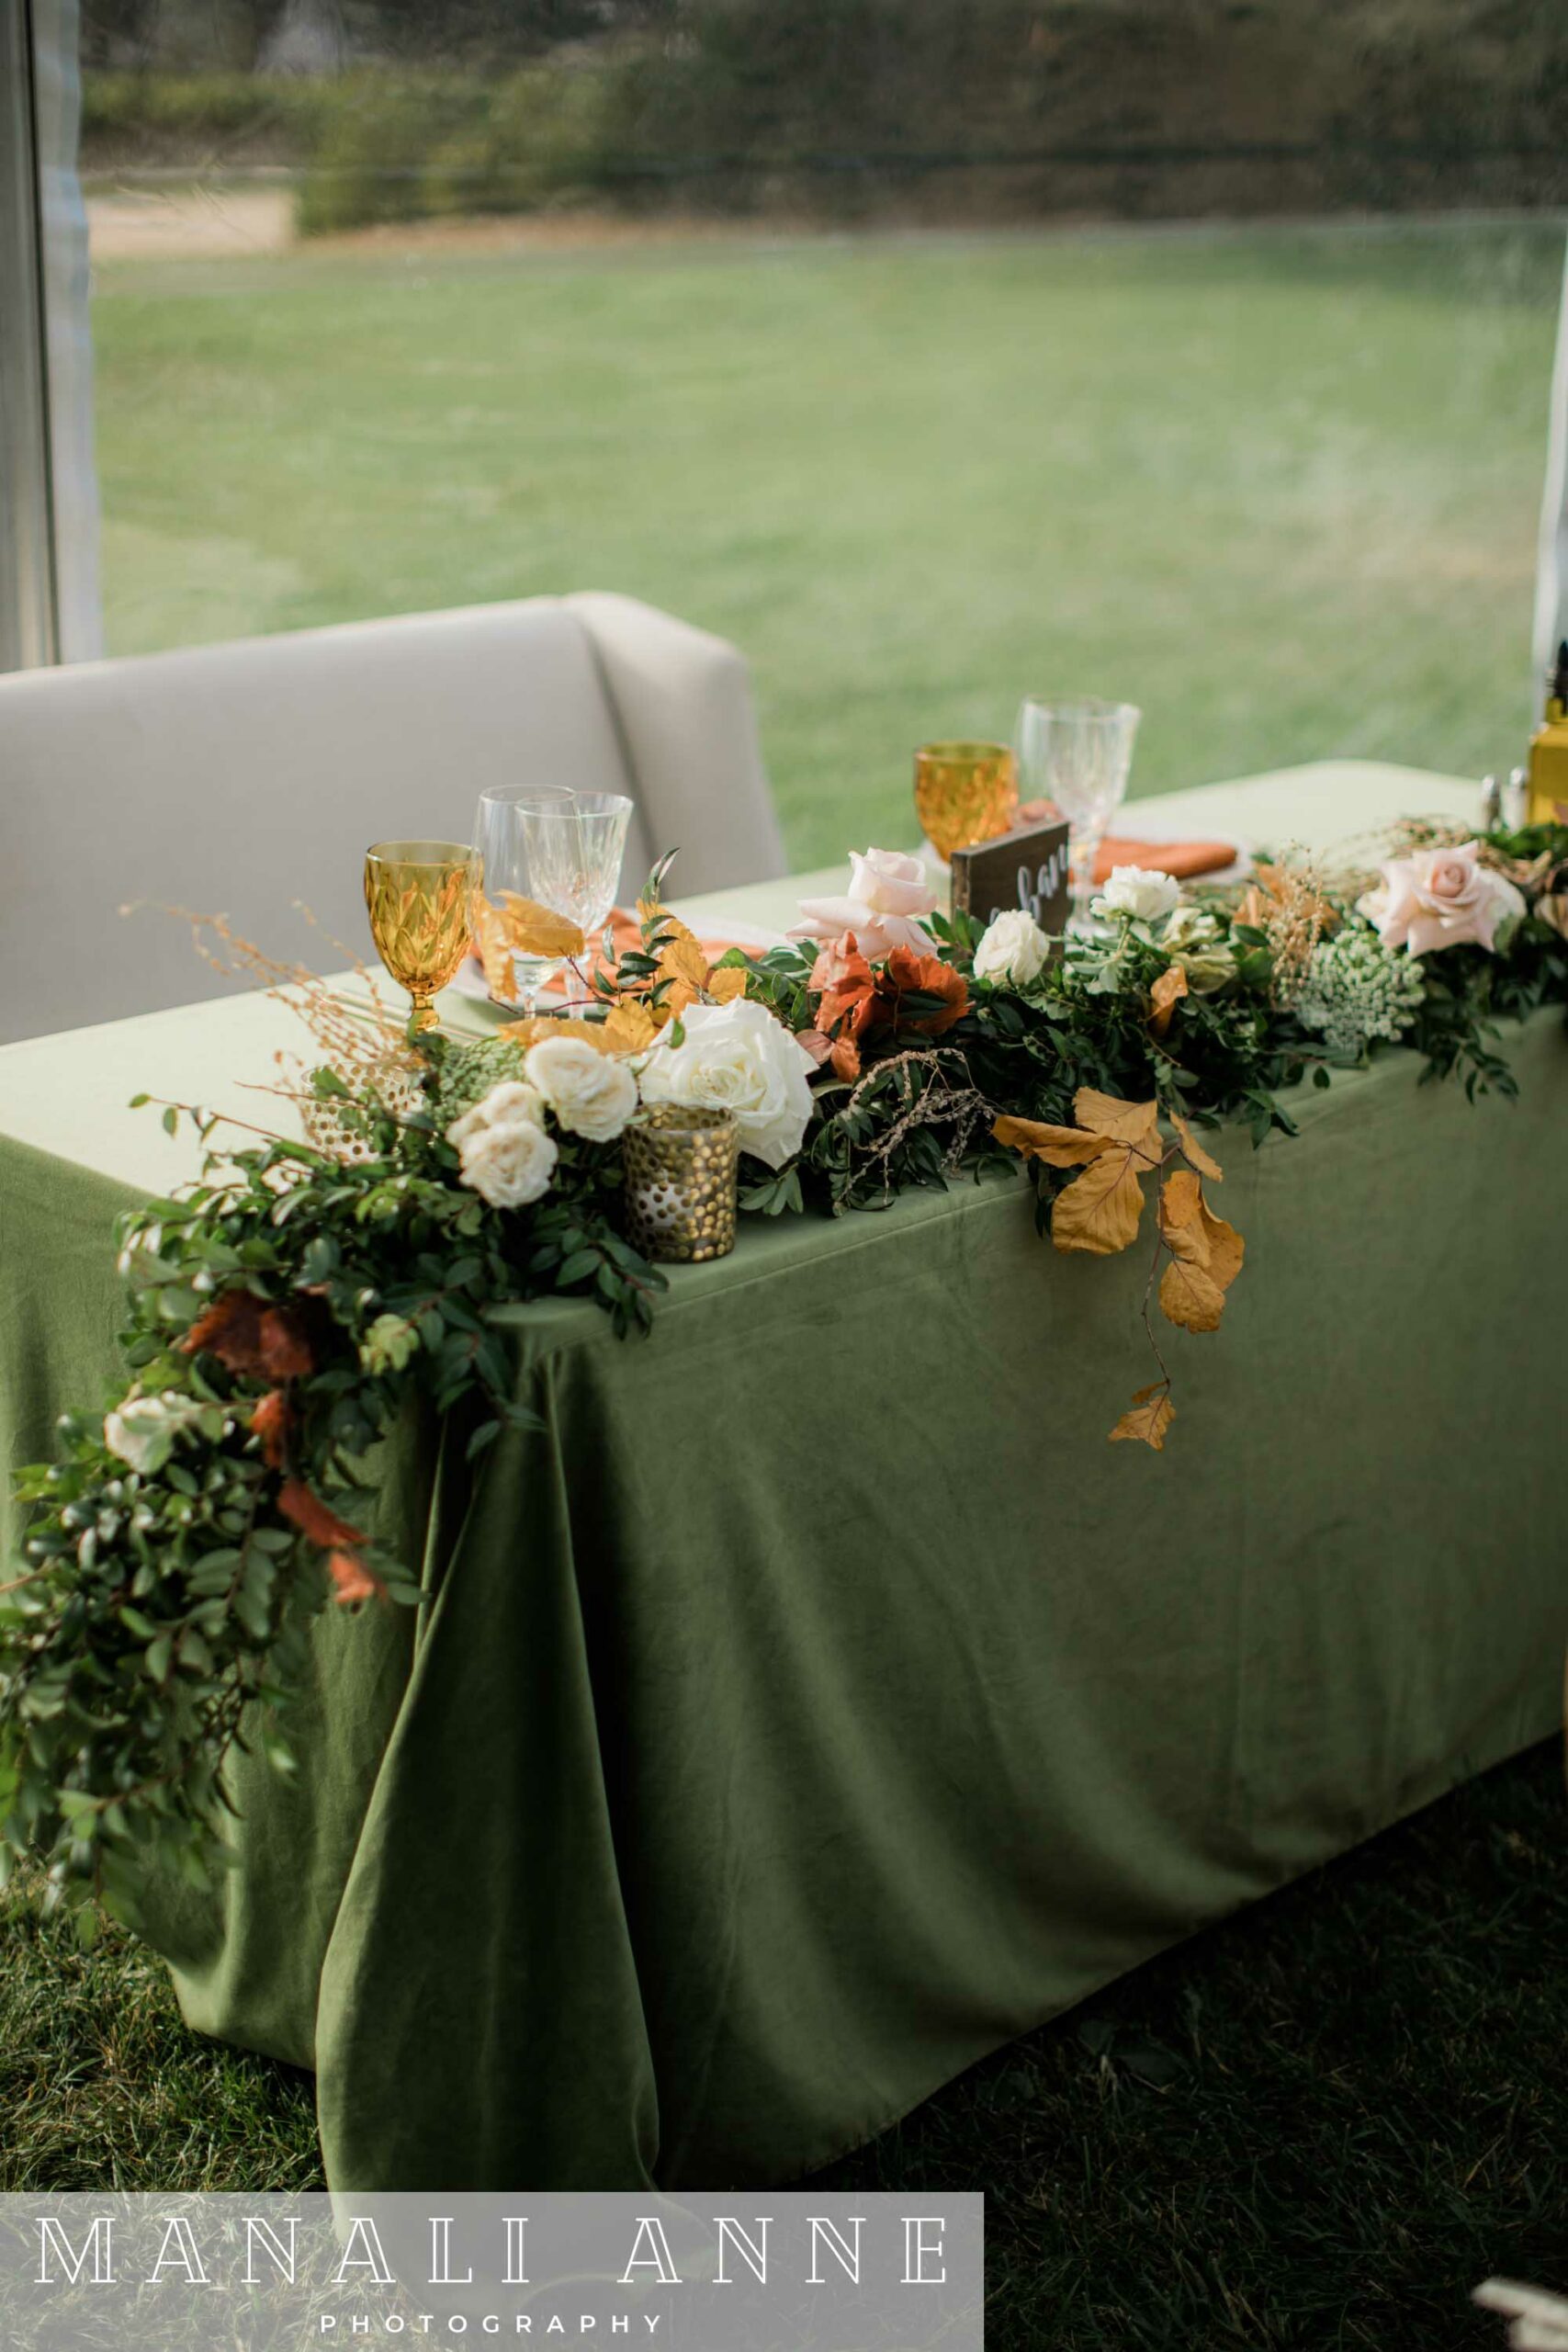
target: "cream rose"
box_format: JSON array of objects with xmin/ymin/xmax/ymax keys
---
[
  {"xmin": 446, "ymin": 1079, "xmax": 546, "ymax": 1149},
  {"xmin": 103, "ymin": 1391, "xmax": 213, "ymax": 1476},
  {"xmin": 637, "ymin": 996, "xmax": 816, "ymax": 1169},
  {"xmin": 457, "ymin": 1117, "xmax": 558, "ymax": 1210},
  {"xmin": 524, "ymin": 1036, "xmax": 638, "ymax": 1143},
  {"xmin": 1093, "ymin": 866, "xmax": 1181, "ymax": 924},
  {"xmin": 973, "ymin": 906, "xmax": 1053, "ymax": 988},
  {"xmin": 1357, "ymin": 841, "xmax": 1525, "ymax": 957},
  {"xmin": 790, "ymin": 847, "xmax": 942, "ymax": 962}
]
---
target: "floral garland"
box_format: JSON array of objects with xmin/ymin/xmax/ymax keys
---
[{"xmin": 5, "ymin": 820, "xmax": 1566, "ymax": 1910}]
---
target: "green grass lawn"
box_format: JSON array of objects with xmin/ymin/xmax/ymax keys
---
[
  {"xmin": 5, "ymin": 1742, "xmax": 1565, "ymax": 2345},
  {"xmin": 91, "ymin": 215, "xmax": 1564, "ymax": 869}
]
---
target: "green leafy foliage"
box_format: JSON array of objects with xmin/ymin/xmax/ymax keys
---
[{"xmin": 3, "ymin": 1057, "xmax": 662, "ymax": 1913}]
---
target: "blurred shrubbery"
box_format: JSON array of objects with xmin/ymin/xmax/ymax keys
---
[{"xmin": 80, "ymin": 0, "xmax": 1568, "ymax": 235}]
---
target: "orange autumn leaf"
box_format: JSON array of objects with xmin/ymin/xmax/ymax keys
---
[
  {"xmin": 495, "ymin": 1015, "xmax": 614, "ymax": 1054},
  {"xmin": 1172, "ymin": 1113, "xmax": 1224, "ymax": 1182},
  {"xmin": 1149, "ymin": 962, "xmax": 1188, "ymax": 1037},
  {"xmin": 1110, "ymin": 1383, "xmax": 1176, "ymax": 1450},
  {"xmin": 497, "ymin": 892, "xmax": 586, "ymax": 962},
  {"xmin": 706, "ymin": 965, "xmax": 748, "ymax": 1004},
  {"xmin": 1049, "ymin": 1146, "xmax": 1149, "ymax": 1255},
  {"xmin": 656, "ymin": 924, "xmax": 710, "ymax": 997},
  {"xmin": 1156, "ymin": 1168, "xmax": 1244, "ymax": 1333},
  {"xmin": 995, "ymin": 1090, "xmax": 1163, "ymax": 1258},
  {"xmin": 1071, "ymin": 1089, "xmax": 1162, "ymax": 1166},
  {"xmin": 991, "ymin": 1114, "xmax": 1111, "ymax": 1168},
  {"xmin": 1198, "ymin": 1191, "xmax": 1245, "ymax": 1292},
  {"xmin": 600, "ymin": 1000, "xmax": 664, "ymax": 1053},
  {"xmin": 1158, "ymin": 1255, "xmax": 1228, "ymax": 1333}
]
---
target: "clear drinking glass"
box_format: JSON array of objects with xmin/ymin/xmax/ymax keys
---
[
  {"xmin": 516, "ymin": 791, "xmax": 634, "ymax": 1003},
  {"xmin": 470, "ymin": 785, "xmax": 578, "ymax": 1014},
  {"xmin": 1016, "ymin": 697, "xmax": 1141, "ymax": 933}
]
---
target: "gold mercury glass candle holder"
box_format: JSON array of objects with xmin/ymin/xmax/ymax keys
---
[
  {"xmin": 913, "ymin": 741, "xmax": 1020, "ymax": 865},
  {"xmin": 364, "ymin": 840, "xmax": 478, "ymax": 1034},
  {"xmin": 623, "ymin": 1105, "xmax": 739, "ymax": 1264}
]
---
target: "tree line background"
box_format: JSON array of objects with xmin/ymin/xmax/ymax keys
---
[{"xmin": 79, "ymin": 0, "xmax": 1568, "ymax": 231}]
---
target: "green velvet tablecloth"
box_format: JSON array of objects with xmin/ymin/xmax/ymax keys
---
[{"xmin": 3, "ymin": 1011, "xmax": 1566, "ymax": 2194}]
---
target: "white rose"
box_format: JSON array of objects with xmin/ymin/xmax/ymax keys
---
[
  {"xmin": 637, "ymin": 997, "xmax": 816, "ymax": 1170},
  {"xmin": 524, "ymin": 1036, "xmax": 638, "ymax": 1142},
  {"xmin": 790, "ymin": 846, "xmax": 942, "ymax": 961},
  {"xmin": 1162, "ymin": 905, "xmax": 1222, "ymax": 953},
  {"xmin": 103, "ymin": 1391, "xmax": 213, "ymax": 1476},
  {"xmin": 446, "ymin": 1080, "xmax": 546, "ymax": 1149},
  {"xmin": 972, "ymin": 907, "xmax": 1053, "ymax": 988},
  {"xmin": 1094, "ymin": 866, "xmax": 1181, "ymax": 924},
  {"xmin": 457, "ymin": 1117, "xmax": 558, "ymax": 1210}
]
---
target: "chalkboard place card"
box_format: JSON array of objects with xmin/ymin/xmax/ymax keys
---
[{"xmin": 949, "ymin": 814, "xmax": 1072, "ymax": 937}]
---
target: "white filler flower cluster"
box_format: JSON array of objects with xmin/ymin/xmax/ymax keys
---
[{"xmin": 1294, "ymin": 926, "xmax": 1427, "ymax": 1057}]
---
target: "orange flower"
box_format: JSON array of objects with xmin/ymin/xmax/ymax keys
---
[
  {"xmin": 250, "ymin": 1389, "xmax": 291, "ymax": 1469},
  {"xmin": 276, "ymin": 1479, "xmax": 384, "ymax": 1607},
  {"xmin": 809, "ymin": 933, "xmax": 877, "ymax": 1035},
  {"xmin": 875, "ymin": 947, "xmax": 969, "ymax": 1035},
  {"xmin": 326, "ymin": 1549, "xmax": 382, "ymax": 1606},
  {"xmin": 182, "ymin": 1291, "xmax": 313, "ymax": 1382},
  {"xmin": 277, "ymin": 1478, "xmax": 366, "ymax": 1552}
]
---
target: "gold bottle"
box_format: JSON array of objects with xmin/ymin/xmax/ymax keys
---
[{"xmin": 1526, "ymin": 639, "xmax": 1568, "ymax": 828}]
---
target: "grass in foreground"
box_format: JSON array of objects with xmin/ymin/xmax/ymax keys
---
[
  {"xmin": 2, "ymin": 1740, "xmax": 1564, "ymax": 2346},
  {"xmin": 90, "ymin": 217, "xmax": 1562, "ymax": 867}
]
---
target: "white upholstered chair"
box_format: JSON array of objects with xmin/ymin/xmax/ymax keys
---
[{"xmin": 0, "ymin": 592, "xmax": 784, "ymax": 1045}]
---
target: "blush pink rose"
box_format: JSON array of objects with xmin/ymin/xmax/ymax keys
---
[
  {"xmin": 790, "ymin": 847, "xmax": 941, "ymax": 962},
  {"xmin": 1358, "ymin": 841, "xmax": 1524, "ymax": 957}
]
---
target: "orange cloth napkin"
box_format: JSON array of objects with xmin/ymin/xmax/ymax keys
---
[{"xmin": 1018, "ymin": 801, "xmax": 1236, "ymax": 886}]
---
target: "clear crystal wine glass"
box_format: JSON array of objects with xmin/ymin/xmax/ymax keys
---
[
  {"xmin": 470, "ymin": 785, "xmax": 578, "ymax": 1014},
  {"xmin": 1016, "ymin": 697, "xmax": 1141, "ymax": 934},
  {"xmin": 516, "ymin": 791, "xmax": 634, "ymax": 1004}
]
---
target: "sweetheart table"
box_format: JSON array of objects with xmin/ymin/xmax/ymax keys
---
[{"xmin": 2, "ymin": 761, "xmax": 1564, "ymax": 2193}]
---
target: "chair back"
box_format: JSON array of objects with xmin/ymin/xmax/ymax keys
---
[{"xmin": 0, "ymin": 594, "xmax": 783, "ymax": 1043}]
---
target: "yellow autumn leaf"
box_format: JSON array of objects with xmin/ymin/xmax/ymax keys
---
[
  {"xmin": 1109, "ymin": 1383, "xmax": 1175, "ymax": 1450},
  {"xmin": 1050, "ymin": 1146, "xmax": 1148, "ymax": 1255},
  {"xmin": 1072, "ymin": 1088, "xmax": 1162, "ymax": 1166},
  {"xmin": 1149, "ymin": 962, "xmax": 1188, "ymax": 1037},
  {"xmin": 656, "ymin": 922, "xmax": 709, "ymax": 992},
  {"xmin": 498, "ymin": 892, "xmax": 586, "ymax": 961},
  {"xmin": 1158, "ymin": 1255, "xmax": 1228, "ymax": 1333},
  {"xmin": 706, "ymin": 965, "xmax": 748, "ymax": 1004},
  {"xmin": 992, "ymin": 1114, "xmax": 1111, "ymax": 1168},
  {"xmin": 495, "ymin": 1015, "xmax": 613, "ymax": 1054},
  {"xmin": 1172, "ymin": 1113, "xmax": 1224, "ymax": 1182},
  {"xmin": 601, "ymin": 1000, "xmax": 663, "ymax": 1054},
  {"xmin": 1158, "ymin": 1166, "xmax": 1205, "ymax": 1250},
  {"xmin": 1156, "ymin": 1167, "xmax": 1244, "ymax": 1331},
  {"xmin": 1198, "ymin": 1193, "xmax": 1245, "ymax": 1292}
]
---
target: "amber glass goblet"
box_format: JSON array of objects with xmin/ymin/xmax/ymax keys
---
[
  {"xmin": 364, "ymin": 840, "xmax": 478, "ymax": 1033},
  {"xmin": 913, "ymin": 741, "xmax": 1019, "ymax": 863}
]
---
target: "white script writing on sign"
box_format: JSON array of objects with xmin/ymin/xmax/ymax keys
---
[{"xmin": 987, "ymin": 845, "xmax": 1071, "ymax": 928}]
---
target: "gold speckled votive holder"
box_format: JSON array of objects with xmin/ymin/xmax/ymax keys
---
[{"xmin": 623, "ymin": 1105, "xmax": 739, "ymax": 1263}]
